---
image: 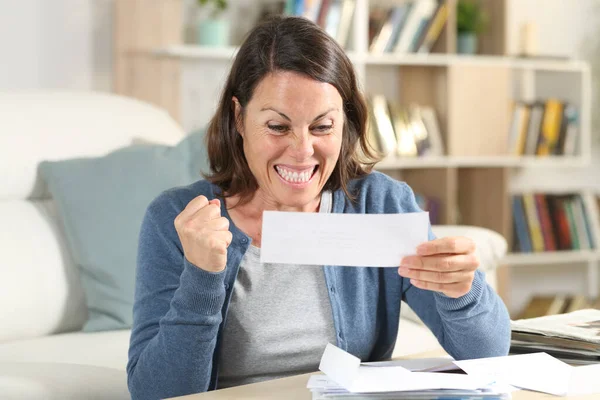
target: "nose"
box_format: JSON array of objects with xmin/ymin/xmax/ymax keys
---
[{"xmin": 289, "ymin": 128, "xmax": 315, "ymax": 161}]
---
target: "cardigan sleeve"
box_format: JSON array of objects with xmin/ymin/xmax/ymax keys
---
[
  {"xmin": 127, "ymin": 192, "xmax": 226, "ymax": 400},
  {"xmin": 396, "ymin": 181, "xmax": 511, "ymax": 360}
]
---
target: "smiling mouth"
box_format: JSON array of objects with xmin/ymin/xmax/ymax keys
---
[{"xmin": 274, "ymin": 165, "xmax": 319, "ymax": 184}]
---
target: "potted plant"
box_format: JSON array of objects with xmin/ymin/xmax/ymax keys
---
[
  {"xmin": 456, "ymin": 0, "xmax": 488, "ymax": 54},
  {"xmin": 196, "ymin": 0, "xmax": 229, "ymax": 47}
]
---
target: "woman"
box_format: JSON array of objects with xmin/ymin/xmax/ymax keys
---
[{"xmin": 127, "ymin": 15, "xmax": 510, "ymax": 400}]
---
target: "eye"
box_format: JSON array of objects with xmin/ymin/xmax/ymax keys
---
[
  {"xmin": 267, "ymin": 124, "xmax": 289, "ymax": 134},
  {"xmin": 312, "ymin": 124, "xmax": 333, "ymax": 134}
]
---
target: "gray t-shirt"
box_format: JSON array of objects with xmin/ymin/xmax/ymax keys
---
[{"xmin": 217, "ymin": 191, "xmax": 337, "ymax": 388}]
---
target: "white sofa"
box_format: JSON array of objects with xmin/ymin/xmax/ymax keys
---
[{"xmin": 0, "ymin": 91, "xmax": 508, "ymax": 399}]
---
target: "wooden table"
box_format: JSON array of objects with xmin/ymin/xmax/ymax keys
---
[{"xmin": 169, "ymin": 350, "xmax": 598, "ymax": 400}]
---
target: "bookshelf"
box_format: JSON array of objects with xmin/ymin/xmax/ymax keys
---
[{"xmin": 113, "ymin": 0, "xmax": 596, "ymax": 315}]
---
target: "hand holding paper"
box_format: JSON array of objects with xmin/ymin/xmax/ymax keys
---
[{"xmin": 399, "ymin": 235, "xmax": 479, "ymax": 298}]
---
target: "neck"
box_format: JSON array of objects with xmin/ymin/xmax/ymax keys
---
[{"xmin": 227, "ymin": 189, "xmax": 322, "ymax": 218}]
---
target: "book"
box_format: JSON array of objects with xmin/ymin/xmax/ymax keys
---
[
  {"xmin": 537, "ymin": 98, "xmax": 564, "ymax": 156},
  {"xmin": 393, "ymin": 0, "xmax": 437, "ymax": 54},
  {"xmin": 370, "ymin": 94, "xmax": 397, "ymax": 156},
  {"xmin": 416, "ymin": 2, "xmax": 448, "ymax": 53},
  {"xmin": 518, "ymin": 294, "xmax": 568, "ymax": 320}
]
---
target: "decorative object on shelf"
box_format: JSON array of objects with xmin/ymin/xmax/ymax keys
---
[
  {"xmin": 456, "ymin": 0, "xmax": 488, "ymax": 55},
  {"xmin": 196, "ymin": 0, "xmax": 229, "ymax": 47},
  {"xmin": 519, "ymin": 21, "xmax": 539, "ymax": 57}
]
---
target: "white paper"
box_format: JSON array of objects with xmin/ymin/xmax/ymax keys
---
[
  {"xmin": 318, "ymin": 343, "xmax": 492, "ymax": 393},
  {"xmin": 260, "ymin": 211, "xmax": 429, "ymax": 266},
  {"xmin": 455, "ymin": 352, "xmax": 600, "ymax": 396},
  {"xmin": 361, "ymin": 356, "xmax": 457, "ymax": 372}
]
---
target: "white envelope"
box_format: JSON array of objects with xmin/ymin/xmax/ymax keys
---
[
  {"xmin": 260, "ymin": 211, "xmax": 429, "ymax": 267},
  {"xmin": 318, "ymin": 343, "xmax": 492, "ymax": 393}
]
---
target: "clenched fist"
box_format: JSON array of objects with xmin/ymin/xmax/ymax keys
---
[{"xmin": 174, "ymin": 196, "xmax": 233, "ymax": 273}]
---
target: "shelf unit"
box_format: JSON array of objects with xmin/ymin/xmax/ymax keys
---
[{"xmin": 113, "ymin": 0, "xmax": 596, "ymax": 315}]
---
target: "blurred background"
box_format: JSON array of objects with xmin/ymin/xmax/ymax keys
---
[{"xmin": 2, "ymin": 0, "xmax": 600, "ymax": 320}]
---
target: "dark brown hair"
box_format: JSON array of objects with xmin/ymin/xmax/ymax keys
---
[{"xmin": 205, "ymin": 15, "xmax": 379, "ymax": 204}]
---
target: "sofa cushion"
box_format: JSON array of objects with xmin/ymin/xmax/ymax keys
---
[
  {"xmin": 0, "ymin": 362, "xmax": 129, "ymax": 400},
  {"xmin": 0, "ymin": 330, "xmax": 130, "ymax": 371},
  {"xmin": 0, "ymin": 200, "xmax": 86, "ymax": 343},
  {"xmin": 0, "ymin": 91, "xmax": 185, "ymax": 201},
  {"xmin": 39, "ymin": 129, "xmax": 208, "ymax": 332}
]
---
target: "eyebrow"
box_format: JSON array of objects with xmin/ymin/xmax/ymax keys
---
[{"xmin": 260, "ymin": 107, "xmax": 338, "ymax": 122}]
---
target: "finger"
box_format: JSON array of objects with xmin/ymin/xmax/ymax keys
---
[
  {"xmin": 204, "ymin": 216, "xmax": 230, "ymax": 232},
  {"xmin": 409, "ymin": 279, "xmax": 472, "ymax": 298},
  {"xmin": 416, "ymin": 237, "xmax": 475, "ymax": 256},
  {"xmin": 398, "ymin": 267, "xmax": 473, "ymax": 284},
  {"xmin": 209, "ymin": 230, "xmax": 233, "ymax": 248},
  {"xmin": 191, "ymin": 202, "xmax": 221, "ymax": 222},
  {"xmin": 176, "ymin": 195, "xmax": 209, "ymax": 222},
  {"xmin": 400, "ymin": 254, "xmax": 479, "ymax": 272},
  {"xmin": 208, "ymin": 198, "xmax": 220, "ymax": 207},
  {"xmin": 216, "ymin": 230, "xmax": 233, "ymax": 247}
]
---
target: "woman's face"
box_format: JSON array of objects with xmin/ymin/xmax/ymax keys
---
[{"xmin": 234, "ymin": 71, "xmax": 344, "ymax": 210}]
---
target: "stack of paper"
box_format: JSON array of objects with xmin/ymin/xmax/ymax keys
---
[
  {"xmin": 309, "ymin": 344, "xmax": 512, "ymax": 399},
  {"xmin": 510, "ymin": 309, "xmax": 600, "ymax": 365},
  {"xmin": 310, "ymin": 343, "xmax": 600, "ymax": 398}
]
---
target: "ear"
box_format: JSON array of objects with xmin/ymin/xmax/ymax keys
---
[{"xmin": 232, "ymin": 96, "xmax": 244, "ymax": 137}]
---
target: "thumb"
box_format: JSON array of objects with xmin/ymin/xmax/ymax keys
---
[{"xmin": 208, "ymin": 198, "xmax": 221, "ymax": 208}]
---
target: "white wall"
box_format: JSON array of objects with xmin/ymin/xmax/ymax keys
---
[
  {"xmin": 506, "ymin": 0, "xmax": 597, "ymax": 59},
  {"xmin": 0, "ymin": 0, "xmax": 113, "ymax": 91}
]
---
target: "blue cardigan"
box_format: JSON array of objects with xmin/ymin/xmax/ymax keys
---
[{"xmin": 127, "ymin": 171, "xmax": 510, "ymax": 400}]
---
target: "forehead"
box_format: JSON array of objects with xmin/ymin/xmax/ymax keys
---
[{"xmin": 251, "ymin": 71, "xmax": 342, "ymax": 106}]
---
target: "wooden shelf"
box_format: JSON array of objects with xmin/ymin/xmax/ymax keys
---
[
  {"xmin": 502, "ymin": 250, "xmax": 599, "ymax": 266},
  {"xmin": 151, "ymin": 45, "xmax": 362, "ymax": 63},
  {"xmin": 362, "ymin": 53, "xmax": 589, "ymax": 71},
  {"xmin": 150, "ymin": 45, "xmax": 589, "ymax": 72},
  {"xmin": 374, "ymin": 156, "xmax": 589, "ymax": 170},
  {"xmin": 152, "ymin": 45, "xmax": 239, "ymax": 60}
]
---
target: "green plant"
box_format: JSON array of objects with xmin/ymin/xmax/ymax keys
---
[
  {"xmin": 197, "ymin": 0, "xmax": 227, "ymax": 17},
  {"xmin": 457, "ymin": 0, "xmax": 488, "ymax": 35}
]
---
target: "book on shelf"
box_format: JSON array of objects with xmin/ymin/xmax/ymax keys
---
[
  {"xmin": 368, "ymin": 0, "xmax": 447, "ymax": 54},
  {"xmin": 511, "ymin": 193, "xmax": 596, "ymax": 253},
  {"xmin": 281, "ymin": 0, "xmax": 356, "ymax": 49},
  {"xmin": 366, "ymin": 95, "xmax": 444, "ymax": 159},
  {"xmin": 510, "ymin": 308, "xmax": 600, "ymax": 365},
  {"xmin": 507, "ymin": 99, "xmax": 579, "ymax": 156},
  {"xmin": 518, "ymin": 294, "xmax": 592, "ymax": 320}
]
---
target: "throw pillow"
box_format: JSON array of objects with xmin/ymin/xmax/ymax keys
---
[{"xmin": 39, "ymin": 128, "xmax": 209, "ymax": 332}]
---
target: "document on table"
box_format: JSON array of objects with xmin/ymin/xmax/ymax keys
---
[
  {"xmin": 260, "ymin": 211, "xmax": 429, "ymax": 266},
  {"xmin": 314, "ymin": 343, "xmax": 600, "ymax": 397},
  {"xmin": 454, "ymin": 351, "xmax": 600, "ymax": 396},
  {"xmin": 315, "ymin": 343, "xmax": 499, "ymax": 394}
]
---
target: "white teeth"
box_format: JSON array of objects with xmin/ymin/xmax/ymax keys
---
[{"xmin": 275, "ymin": 166, "xmax": 314, "ymax": 183}]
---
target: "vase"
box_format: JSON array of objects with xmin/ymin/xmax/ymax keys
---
[
  {"xmin": 457, "ymin": 32, "xmax": 478, "ymax": 55},
  {"xmin": 197, "ymin": 18, "xmax": 229, "ymax": 47}
]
